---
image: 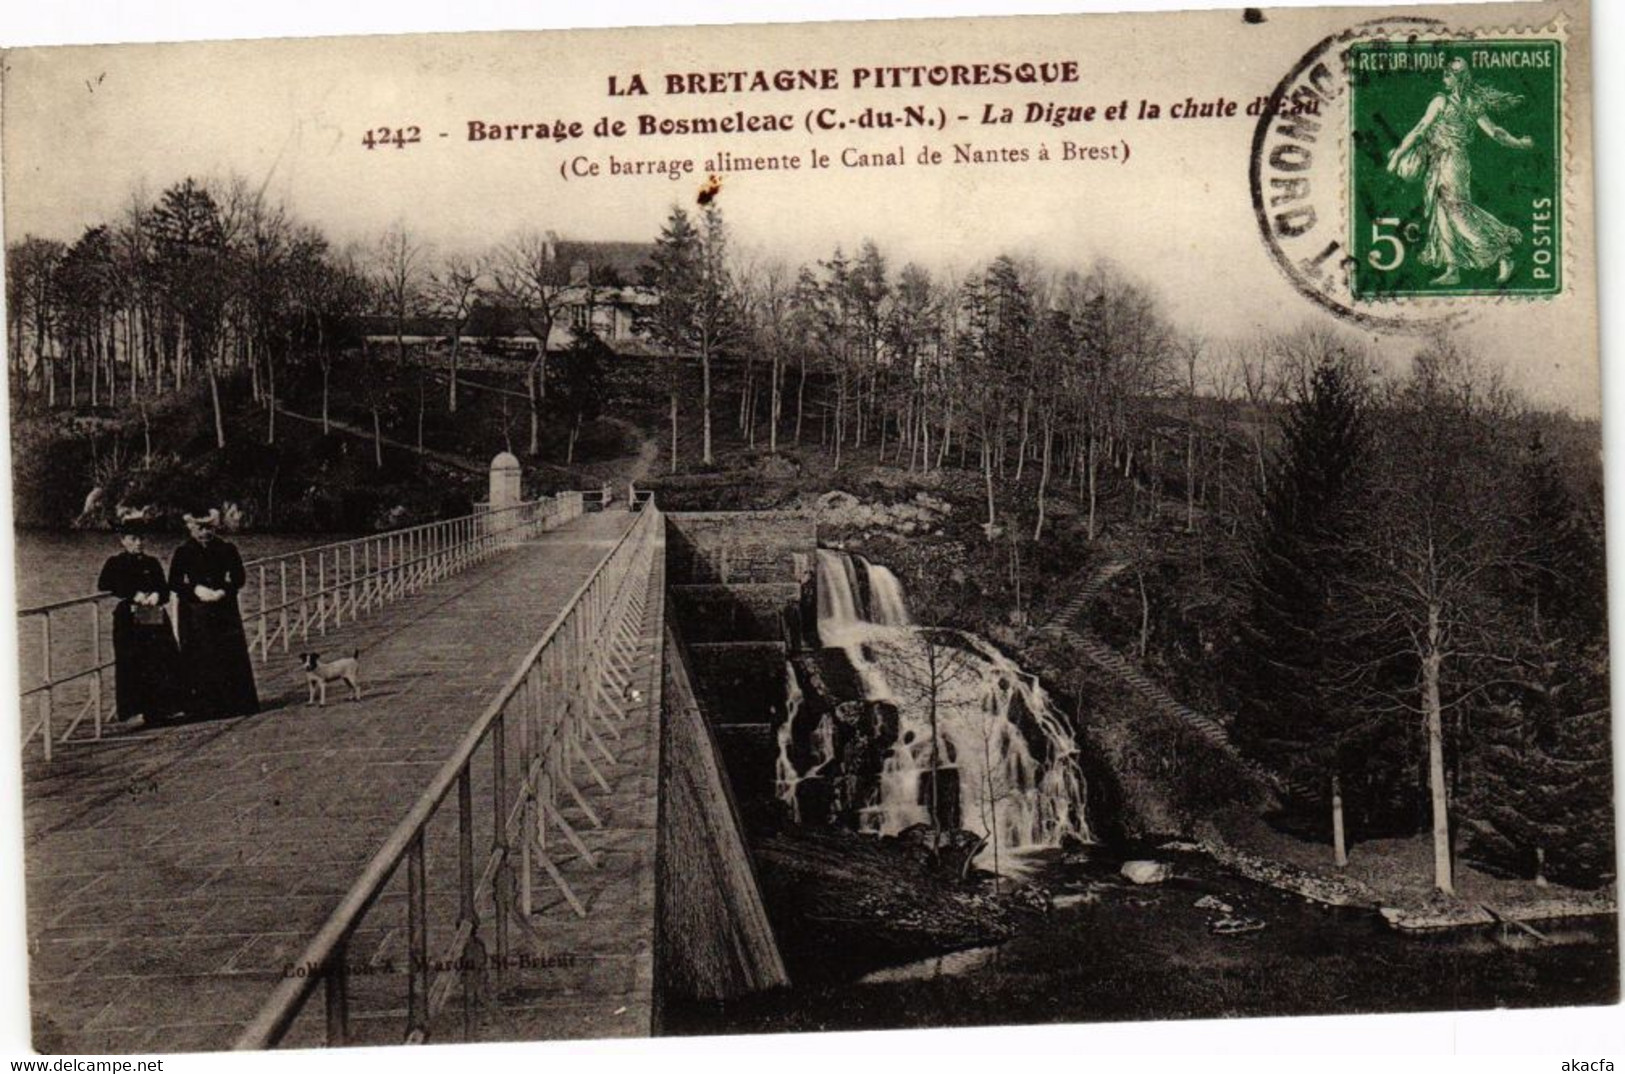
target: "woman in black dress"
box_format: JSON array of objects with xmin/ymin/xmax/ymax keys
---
[
  {"xmin": 97, "ymin": 521, "xmax": 185, "ymax": 726},
  {"xmin": 168, "ymin": 507, "xmax": 260, "ymax": 719}
]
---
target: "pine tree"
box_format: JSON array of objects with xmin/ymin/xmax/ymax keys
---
[
  {"xmin": 1462, "ymin": 436, "xmax": 1615, "ymax": 887},
  {"xmin": 638, "ymin": 204, "xmax": 742, "ymax": 469},
  {"xmin": 556, "ymin": 332, "xmax": 608, "ymax": 465},
  {"xmin": 638, "ymin": 207, "xmax": 701, "ymax": 473},
  {"xmin": 1231, "ymin": 358, "xmax": 1369, "ymax": 864}
]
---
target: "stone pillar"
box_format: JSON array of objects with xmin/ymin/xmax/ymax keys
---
[
  {"xmin": 489, "ymin": 452, "xmax": 522, "ymax": 510},
  {"xmin": 489, "ymin": 452, "xmax": 522, "ymax": 542}
]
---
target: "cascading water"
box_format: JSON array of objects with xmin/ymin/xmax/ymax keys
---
[{"xmin": 777, "ymin": 548, "xmax": 1092, "ymax": 868}]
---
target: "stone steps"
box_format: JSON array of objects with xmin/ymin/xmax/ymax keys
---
[{"xmin": 1040, "ymin": 556, "xmax": 1282, "ymax": 798}]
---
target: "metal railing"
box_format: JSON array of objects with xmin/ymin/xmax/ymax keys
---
[
  {"xmin": 18, "ymin": 493, "xmax": 587, "ymax": 760},
  {"xmin": 234, "ymin": 499, "xmax": 661, "ymax": 1048}
]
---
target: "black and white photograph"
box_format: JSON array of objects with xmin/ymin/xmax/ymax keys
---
[{"xmin": 1, "ymin": 0, "xmax": 1617, "ymax": 1062}]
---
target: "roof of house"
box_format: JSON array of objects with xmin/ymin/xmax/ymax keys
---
[{"xmin": 554, "ymin": 240, "xmax": 654, "ymax": 283}]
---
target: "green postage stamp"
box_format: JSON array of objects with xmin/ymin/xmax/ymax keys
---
[{"xmin": 1349, "ymin": 38, "xmax": 1562, "ymax": 299}]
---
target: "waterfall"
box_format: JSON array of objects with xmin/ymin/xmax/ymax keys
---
[
  {"xmin": 815, "ymin": 548, "xmax": 912, "ymax": 630},
  {"xmin": 815, "ymin": 548, "xmax": 863, "ymax": 628},
  {"xmin": 866, "ymin": 560, "xmax": 912, "ymax": 627},
  {"xmin": 784, "ymin": 549, "xmax": 1092, "ymax": 867}
]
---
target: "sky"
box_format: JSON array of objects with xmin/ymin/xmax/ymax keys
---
[{"xmin": 1, "ymin": 0, "xmax": 1602, "ymax": 415}]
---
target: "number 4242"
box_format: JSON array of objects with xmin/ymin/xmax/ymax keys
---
[{"xmin": 362, "ymin": 126, "xmax": 422, "ymax": 150}]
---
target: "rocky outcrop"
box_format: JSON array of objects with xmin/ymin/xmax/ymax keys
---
[{"xmin": 815, "ymin": 489, "xmax": 953, "ymax": 537}]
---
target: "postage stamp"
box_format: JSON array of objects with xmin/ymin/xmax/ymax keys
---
[{"xmin": 1348, "ymin": 39, "xmax": 1563, "ymax": 299}]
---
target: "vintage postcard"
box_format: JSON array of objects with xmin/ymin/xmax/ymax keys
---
[{"xmin": 1, "ymin": 0, "xmax": 1616, "ymax": 1058}]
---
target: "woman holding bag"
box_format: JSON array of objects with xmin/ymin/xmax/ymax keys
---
[{"xmin": 97, "ymin": 520, "xmax": 186, "ymax": 727}]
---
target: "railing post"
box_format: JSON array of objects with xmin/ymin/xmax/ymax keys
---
[
  {"xmin": 279, "ymin": 562, "xmax": 289, "ymax": 653},
  {"xmin": 258, "ymin": 564, "xmax": 269, "ymax": 662},
  {"xmin": 89, "ymin": 604, "xmax": 102, "ymax": 740},
  {"xmin": 299, "ymin": 556, "xmax": 309, "ymax": 644},
  {"xmin": 457, "ymin": 767, "xmax": 476, "ymax": 1040},
  {"xmin": 325, "ymin": 942, "xmax": 350, "ymax": 1046},
  {"xmin": 41, "ymin": 615, "xmax": 53, "ymax": 760},
  {"xmin": 406, "ymin": 832, "xmax": 428, "ymax": 1043},
  {"xmin": 518, "ymin": 671, "xmax": 535, "ymax": 918},
  {"xmin": 491, "ymin": 711, "xmax": 509, "ymax": 974},
  {"xmin": 317, "ymin": 555, "xmax": 327, "ymax": 636},
  {"xmin": 348, "ymin": 544, "xmax": 357, "ymax": 622}
]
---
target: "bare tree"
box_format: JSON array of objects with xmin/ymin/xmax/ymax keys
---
[
  {"xmin": 1179, "ymin": 334, "xmax": 1206, "ymax": 533},
  {"xmin": 491, "ymin": 230, "xmax": 570, "ymax": 456},
  {"xmin": 753, "ymin": 259, "xmax": 796, "ymax": 455},
  {"xmin": 1230, "ymin": 333, "xmax": 1279, "ymax": 497},
  {"xmin": 373, "ymin": 222, "xmax": 426, "ymax": 366},
  {"xmin": 425, "ymin": 252, "xmax": 484, "ymax": 414}
]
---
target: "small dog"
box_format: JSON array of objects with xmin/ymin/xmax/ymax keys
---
[{"xmin": 301, "ymin": 650, "xmax": 362, "ymax": 706}]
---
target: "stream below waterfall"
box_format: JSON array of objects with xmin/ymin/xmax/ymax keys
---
[{"xmin": 664, "ymin": 842, "xmax": 1618, "ymax": 1034}]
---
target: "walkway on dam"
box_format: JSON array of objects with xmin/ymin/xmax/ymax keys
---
[{"xmin": 21, "ymin": 508, "xmax": 662, "ymax": 1052}]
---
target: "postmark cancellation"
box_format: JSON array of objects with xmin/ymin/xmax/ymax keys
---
[{"xmin": 1253, "ymin": 16, "xmax": 1570, "ymax": 327}]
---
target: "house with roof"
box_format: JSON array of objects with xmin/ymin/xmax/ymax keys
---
[{"xmin": 362, "ymin": 237, "xmax": 669, "ymax": 358}]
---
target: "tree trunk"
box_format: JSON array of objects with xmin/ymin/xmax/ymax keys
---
[
  {"xmin": 920, "ymin": 405, "xmax": 932, "ymax": 474},
  {"xmin": 1331, "ymin": 771, "xmax": 1348, "ymax": 868},
  {"xmin": 1033, "ymin": 421, "xmax": 1051, "ymax": 542},
  {"xmin": 833, "ymin": 375, "xmax": 845, "ymax": 471},
  {"xmin": 794, "ymin": 358, "xmax": 807, "ymax": 444},
  {"xmin": 266, "ymin": 340, "xmax": 278, "ymax": 446},
  {"xmin": 669, "ymin": 390, "xmax": 680, "ymax": 475},
  {"xmin": 209, "ymin": 366, "xmax": 226, "ymax": 449},
  {"xmin": 1253, "ymin": 428, "xmax": 1268, "ymax": 496},
  {"xmin": 769, "ymin": 352, "xmax": 782, "ymax": 454},
  {"xmin": 1087, "ymin": 434, "xmax": 1099, "ymax": 542},
  {"xmin": 982, "ymin": 436, "xmax": 996, "ymax": 528},
  {"xmin": 1137, "ymin": 571, "xmax": 1150, "ymax": 659},
  {"xmin": 416, "ymin": 370, "xmax": 426, "ymax": 452},
  {"xmin": 373, "ymin": 409, "xmax": 385, "ymax": 469},
  {"xmin": 247, "ymin": 331, "xmax": 260, "ymax": 403},
  {"xmin": 527, "ymin": 352, "xmax": 542, "ymax": 456},
  {"xmin": 321, "ymin": 360, "xmax": 331, "ymax": 435},
  {"xmin": 1186, "ymin": 425, "xmax": 1198, "ymax": 532},
  {"xmin": 1423, "ymin": 605, "xmax": 1454, "ymax": 895},
  {"xmin": 702, "ymin": 349, "xmax": 713, "ymax": 465},
  {"xmin": 448, "ymin": 333, "xmax": 461, "ymax": 413},
  {"xmin": 1014, "ymin": 393, "xmax": 1030, "ymax": 481}
]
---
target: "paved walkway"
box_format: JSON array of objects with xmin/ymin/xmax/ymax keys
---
[{"xmin": 22, "ymin": 510, "xmax": 648, "ymax": 1052}]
